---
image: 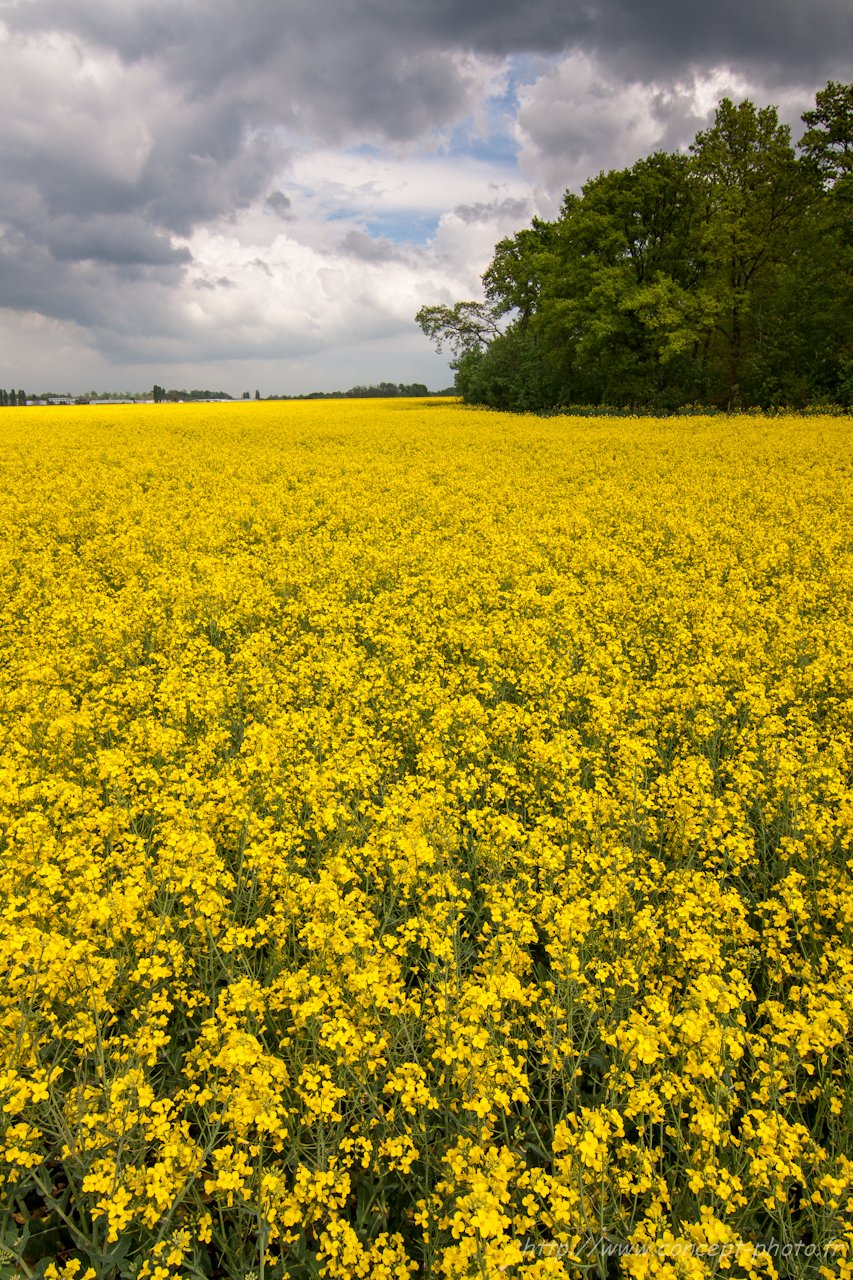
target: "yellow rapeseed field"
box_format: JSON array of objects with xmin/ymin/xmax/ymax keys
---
[{"xmin": 0, "ymin": 400, "xmax": 851, "ymax": 1280}]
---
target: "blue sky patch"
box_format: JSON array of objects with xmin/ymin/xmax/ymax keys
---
[{"xmin": 363, "ymin": 211, "xmax": 441, "ymax": 245}]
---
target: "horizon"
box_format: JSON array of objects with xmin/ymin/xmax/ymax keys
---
[{"xmin": 1, "ymin": 382, "xmax": 456, "ymax": 402}]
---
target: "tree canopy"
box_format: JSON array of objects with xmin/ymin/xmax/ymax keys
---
[{"xmin": 417, "ymin": 84, "xmax": 853, "ymax": 412}]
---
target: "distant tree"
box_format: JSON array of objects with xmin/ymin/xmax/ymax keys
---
[
  {"xmin": 254, "ymin": 389, "xmax": 260, "ymax": 400},
  {"xmin": 152, "ymin": 384, "xmax": 165, "ymax": 403},
  {"xmin": 242, "ymin": 390, "xmax": 250, "ymax": 399}
]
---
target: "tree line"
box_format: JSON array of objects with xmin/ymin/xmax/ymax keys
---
[
  {"xmin": 417, "ymin": 82, "xmax": 853, "ymax": 412},
  {"xmin": 0, "ymin": 383, "xmax": 448, "ymax": 407},
  {"xmin": 268, "ymin": 381, "xmax": 439, "ymax": 400},
  {"xmin": 152, "ymin": 386, "xmax": 233, "ymax": 402}
]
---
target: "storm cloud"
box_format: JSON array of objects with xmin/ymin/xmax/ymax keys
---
[{"xmin": 0, "ymin": 0, "xmax": 848, "ymax": 392}]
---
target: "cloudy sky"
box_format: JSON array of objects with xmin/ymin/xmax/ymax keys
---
[{"xmin": 1, "ymin": 1, "xmax": 850, "ymax": 396}]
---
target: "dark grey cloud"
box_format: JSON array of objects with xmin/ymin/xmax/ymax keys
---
[
  {"xmin": 3, "ymin": 1, "xmax": 480, "ymax": 143},
  {"xmin": 4, "ymin": 3, "xmax": 847, "ymax": 212},
  {"xmin": 453, "ymin": 196, "xmax": 531, "ymax": 225},
  {"xmin": 391, "ymin": 0, "xmax": 852, "ymax": 83},
  {"xmin": 4, "ymin": 0, "xmax": 197, "ymax": 63},
  {"xmin": 603, "ymin": 0, "xmax": 851, "ymax": 85},
  {"xmin": 191, "ymin": 273, "xmax": 239, "ymax": 292},
  {"xmin": 264, "ymin": 190, "xmax": 293, "ymax": 217},
  {"xmin": 48, "ymin": 216, "xmax": 191, "ymax": 267},
  {"xmin": 0, "ymin": 227, "xmax": 183, "ymax": 337},
  {"xmin": 8, "ymin": 0, "xmax": 849, "ymax": 94}
]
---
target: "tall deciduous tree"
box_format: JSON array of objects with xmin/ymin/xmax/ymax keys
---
[
  {"xmin": 690, "ymin": 98, "xmax": 809, "ymax": 404},
  {"xmin": 482, "ymin": 219, "xmax": 555, "ymax": 328},
  {"xmin": 800, "ymin": 81, "xmax": 853, "ymax": 191}
]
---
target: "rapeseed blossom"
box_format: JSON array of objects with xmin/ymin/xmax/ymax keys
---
[{"xmin": 0, "ymin": 400, "xmax": 851, "ymax": 1277}]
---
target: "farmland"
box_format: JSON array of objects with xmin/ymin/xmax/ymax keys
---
[{"xmin": 0, "ymin": 400, "xmax": 851, "ymax": 1278}]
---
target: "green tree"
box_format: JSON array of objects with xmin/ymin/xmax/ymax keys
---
[
  {"xmin": 415, "ymin": 301, "xmax": 502, "ymax": 359},
  {"xmin": 416, "ymin": 84, "xmax": 851, "ymax": 411},
  {"xmin": 800, "ymin": 81, "xmax": 853, "ymax": 192},
  {"xmin": 482, "ymin": 218, "xmax": 555, "ymax": 327},
  {"xmin": 796, "ymin": 82, "xmax": 853, "ymax": 402},
  {"xmin": 689, "ymin": 98, "xmax": 809, "ymax": 404},
  {"xmin": 528, "ymin": 151, "xmax": 705, "ymax": 407}
]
